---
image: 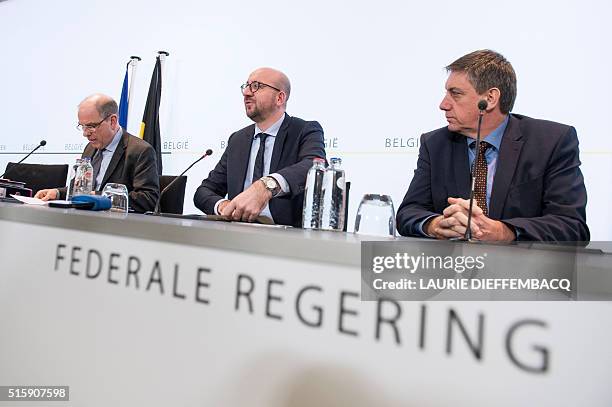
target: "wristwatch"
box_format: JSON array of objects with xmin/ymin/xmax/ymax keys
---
[{"xmin": 260, "ymin": 176, "xmax": 281, "ymax": 197}]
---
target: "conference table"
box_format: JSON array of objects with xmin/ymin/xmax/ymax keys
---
[{"xmin": 1, "ymin": 201, "xmax": 611, "ymax": 406}]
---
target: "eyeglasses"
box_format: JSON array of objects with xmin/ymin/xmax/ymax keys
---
[
  {"xmin": 240, "ymin": 81, "xmax": 281, "ymax": 94},
  {"xmin": 76, "ymin": 114, "xmax": 111, "ymax": 132}
]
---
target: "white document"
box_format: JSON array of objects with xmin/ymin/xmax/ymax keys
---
[{"xmin": 10, "ymin": 195, "xmax": 48, "ymax": 205}]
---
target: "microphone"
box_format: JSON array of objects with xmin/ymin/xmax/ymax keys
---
[
  {"xmin": 464, "ymin": 101, "xmax": 488, "ymax": 240},
  {"xmin": 0, "ymin": 140, "xmax": 47, "ymax": 179},
  {"xmin": 147, "ymin": 149, "xmax": 213, "ymax": 216}
]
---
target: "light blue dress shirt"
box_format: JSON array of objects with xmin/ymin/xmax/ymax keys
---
[
  {"xmin": 94, "ymin": 127, "xmax": 123, "ymax": 191},
  {"xmin": 466, "ymin": 116, "xmax": 509, "ymax": 209}
]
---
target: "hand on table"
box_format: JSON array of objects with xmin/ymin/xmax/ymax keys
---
[
  {"xmin": 34, "ymin": 189, "xmax": 59, "ymax": 201},
  {"xmin": 220, "ymin": 181, "xmax": 272, "ymax": 222}
]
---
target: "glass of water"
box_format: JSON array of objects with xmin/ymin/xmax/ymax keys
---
[
  {"xmin": 101, "ymin": 183, "xmax": 129, "ymax": 213},
  {"xmin": 354, "ymin": 194, "xmax": 396, "ymax": 237}
]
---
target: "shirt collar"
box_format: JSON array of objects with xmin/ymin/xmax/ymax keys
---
[
  {"xmin": 253, "ymin": 113, "xmax": 286, "ymax": 139},
  {"xmin": 104, "ymin": 127, "xmax": 123, "ymax": 153},
  {"xmin": 468, "ymin": 115, "xmax": 509, "ymax": 151}
]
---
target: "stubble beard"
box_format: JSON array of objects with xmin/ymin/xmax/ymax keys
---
[{"xmin": 246, "ymin": 106, "xmax": 263, "ymax": 122}]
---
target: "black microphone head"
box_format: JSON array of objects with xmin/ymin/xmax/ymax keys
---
[
  {"xmin": 205, "ymin": 149, "xmax": 213, "ymax": 156},
  {"xmin": 478, "ymin": 100, "xmax": 488, "ymax": 111},
  {"xmin": 40, "ymin": 140, "xmax": 47, "ymax": 146}
]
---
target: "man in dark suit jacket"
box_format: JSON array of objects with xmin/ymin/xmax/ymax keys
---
[
  {"xmin": 194, "ymin": 68, "xmax": 326, "ymax": 227},
  {"xmin": 35, "ymin": 94, "xmax": 159, "ymax": 213},
  {"xmin": 396, "ymin": 50, "xmax": 589, "ymax": 242}
]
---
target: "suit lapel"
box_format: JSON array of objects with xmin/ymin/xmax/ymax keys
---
[
  {"xmin": 101, "ymin": 131, "xmax": 127, "ymax": 186},
  {"xmin": 270, "ymin": 114, "xmax": 291, "ymax": 172},
  {"xmin": 83, "ymin": 144, "xmax": 96, "ymax": 160},
  {"xmin": 231, "ymin": 125, "xmax": 256, "ymax": 191},
  {"xmin": 489, "ymin": 115, "xmax": 524, "ymax": 219},
  {"xmin": 451, "ymin": 132, "xmax": 471, "ymax": 198}
]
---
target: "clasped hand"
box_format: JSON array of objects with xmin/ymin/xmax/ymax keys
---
[{"xmin": 426, "ymin": 197, "xmax": 515, "ymax": 242}]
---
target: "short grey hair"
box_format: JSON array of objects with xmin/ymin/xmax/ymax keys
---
[
  {"xmin": 446, "ymin": 49, "xmax": 517, "ymax": 114},
  {"xmin": 97, "ymin": 99, "xmax": 118, "ymax": 118}
]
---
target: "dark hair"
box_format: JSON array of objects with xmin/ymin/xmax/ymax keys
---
[{"xmin": 446, "ymin": 49, "xmax": 517, "ymax": 114}]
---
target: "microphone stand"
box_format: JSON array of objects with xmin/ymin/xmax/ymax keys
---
[
  {"xmin": 463, "ymin": 104, "xmax": 487, "ymax": 241},
  {"xmin": 146, "ymin": 149, "xmax": 212, "ymax": 216},
  {"xmin": 0, "ymin": 140, "xmax": 47, "ymax": 179}
]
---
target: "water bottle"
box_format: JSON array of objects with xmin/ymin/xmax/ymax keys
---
[
  {"xmin": 320, "ymin": 157, "xmax": 346, "ymax": 231},
  {"xmin": 73, "ymin": 157, "xmax": 93, "ymax": 196},
  {"xmin": 66, "ymin": 158, "xmax": 84, "ymax": 200},
  {"xmin": 302, "ymin": 158, "xmax": 326, "ymax": 229}
]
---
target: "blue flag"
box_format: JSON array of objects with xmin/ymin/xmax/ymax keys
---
[{"xmin": 118, "ymin": 64, "xmax": 129, "ymax": 128}]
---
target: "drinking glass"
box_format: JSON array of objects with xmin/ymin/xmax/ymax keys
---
[
  {"xmin": 101, "ymin": 183, "xmax": 129, "ymax": 213},
  {"xmin": 354, "ymin": 194, "xmax": 396, "ymax": 237}
]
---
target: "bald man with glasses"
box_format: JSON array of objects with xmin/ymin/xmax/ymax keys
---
[
  {"xmin": 194, "ymin": 67, "xmax": 326, "ymax": 227},
  {"xmin": 35, "ymin": 93, "xmax": 160, "ymax": 212}
]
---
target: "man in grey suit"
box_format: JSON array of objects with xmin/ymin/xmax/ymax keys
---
[
  {"xmin": 194, "ymin": 67, "xmax": 326, "ymax": 227},
  {"xmin": 36, "ymin": 94, "xmax": 160, "ymax": 213}
]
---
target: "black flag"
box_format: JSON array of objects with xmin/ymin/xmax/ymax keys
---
[{"xmin": 140, "ymin": 55, "xmax": 163, "ymax": 175}]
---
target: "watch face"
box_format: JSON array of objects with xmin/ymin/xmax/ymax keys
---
[
  {"xmin": 263, "ymin": 177, "xmax": 274, "ymax": 189},
  {"xmin": 262, "ymin": 177, "xmax": 278, "ymax": 195}
]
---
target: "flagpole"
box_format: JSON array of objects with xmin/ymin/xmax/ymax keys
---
[
  {"xmin": 126, "ymin": 56, "xmax": 140, "ymax": 132},
  {"xmin": 140, "ymin": 52, "xmax": 168, "ymax": 175},
  {"xmin": 157, "ymin": 51, "xmax": 169, "ymax": 97},
  {"xmin": 157, "ymin": 51, "xmax": 169, "ymax": 169},
  {"xmin": 157, "ymin": 51, "xmax": 170, "ymax": 95},
  {"xmin": 157, "ymin": 50, "xmax": 169, "ymax": 73},
  {"xmin": 127, "ymin": 56, "xmax": 140, "ymax": 107}
]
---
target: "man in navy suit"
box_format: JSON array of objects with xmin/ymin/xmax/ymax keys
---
[
  {"xmin": 194, "ymin": 68, "xmax": 326, "ymax": 227},
  {"xmin": 396, "ymin": 50, "xmax": 589, "ymax": 242}
]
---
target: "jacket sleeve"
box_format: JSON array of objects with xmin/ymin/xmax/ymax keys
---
[
  {"xmin": 275, "ymin": 121, "xmax": 326, "ymax": 198},
  {"xmin": 193, "ymin": 138, "xmax": 231, "ymax": 214},
  {"xmin": 396, "ymin": 134, "xmax": 439, "ymax": 237},
  {"xmin": 128, "ymin": 144, "xmax": 160, "ymax": 213},
  {"xmin": 502, "ymin": 126, "xmax": 590, "ymax": 242}
]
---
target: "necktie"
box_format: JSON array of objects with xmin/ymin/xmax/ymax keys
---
[
  {"xmin": 471, "ymin": 141, "xmax": 491, "ymax": 216},
  {"xmin": 252, "ymin": 133, "xmax": 269, "ymax": 183},
  {"xmin": 91, "ymin": 149, "xmax": 105, "ymax": 190}
]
